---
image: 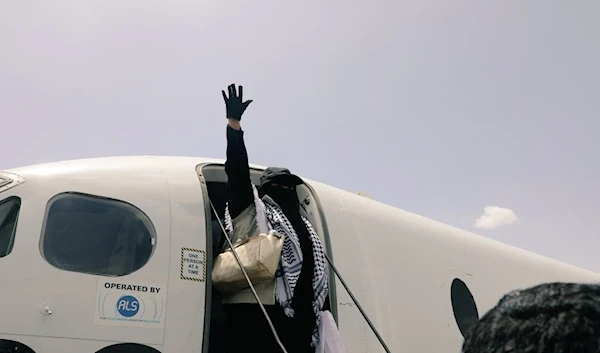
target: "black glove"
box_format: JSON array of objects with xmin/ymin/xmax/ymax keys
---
[{"xmin": 221, "ymin": 83, "xmax": 253, "ymax": 121}]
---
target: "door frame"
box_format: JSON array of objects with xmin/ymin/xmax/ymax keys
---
[{"xmin": 195, "ymin": 162, "xmax": 338, "ymax": 353}]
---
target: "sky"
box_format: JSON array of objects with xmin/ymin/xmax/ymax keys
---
[{"xmin": 1, "ymin": 1, "xmax": 599, "ymax": 271}]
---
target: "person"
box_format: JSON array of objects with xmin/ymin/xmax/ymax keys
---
[
  {"xmin": 218, "ymin": 83, "xmax": 330, "ymax": 353},
  {"xmin": 462, "ymin": 282, "xmax": 600, "ymax": 353}
]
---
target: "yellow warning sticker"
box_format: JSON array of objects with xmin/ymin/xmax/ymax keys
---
[{"xmin": 180, "ymin": 247, "xmax": 206, "ymax": 282}]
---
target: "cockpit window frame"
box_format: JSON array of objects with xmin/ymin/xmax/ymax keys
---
[
  {"xmin": 0, "ymin": 196, "xmax": 21, "ymax": 258},
  {"xmin": 0, "ymin": 172, "xmax": 26, "ymax": 194},
  {"xmin": 0, "ymin": 176, "xmax": 10, "ymax": 188}
]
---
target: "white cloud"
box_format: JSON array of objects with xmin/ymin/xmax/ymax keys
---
[{"xmin": 474, "ymin": 206, "xmax": 518, "ymax": 229}]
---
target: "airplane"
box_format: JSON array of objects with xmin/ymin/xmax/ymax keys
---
[{"xmin": 0, "ymin": 155, "xmax": 598, "ymax": 353}]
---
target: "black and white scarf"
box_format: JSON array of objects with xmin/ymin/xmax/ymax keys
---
[{"xmin": 224, "ymin": 185, "xmax": 329, "ymax": 347}]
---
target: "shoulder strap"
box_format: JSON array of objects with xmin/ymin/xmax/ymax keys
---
[
  {"xmin": 252, "ymin": 184, "xmax": 270, "ymax": 234},
  {"xmin": 223, "ymin": 184, "xmax": 271, "ymax": 236}
]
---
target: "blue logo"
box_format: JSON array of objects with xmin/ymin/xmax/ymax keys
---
[{"xmin": 116, "ymin": 295, "xmax": 139, "ymax": 317}]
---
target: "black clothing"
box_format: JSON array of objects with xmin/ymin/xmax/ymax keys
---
[
  {"xmin": 223, "ymin": 125, "xmax": 319, "ymax": 352},
  {"xmin": 273, "ymin": 188, "xmax": 317, "ymax": 341},
  {"xmin": 224, "ymin": 304, "xmax": 313, "ymax": 353},
  {"xmin": 224, "ymin": 126, "xmax": 254, "ymax": 219},
  {"xmin": 222, "ymin": 84, "xmax": 253, "ymax": 120},
  {"xmin": 260, "ymin": 185, "xmax": 301, "ymax": 216},
  {"xmin": 259, "ymin": 166, "xmax": 304, "ymax": 190}
]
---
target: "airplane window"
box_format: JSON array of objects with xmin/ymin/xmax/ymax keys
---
[
  {"xmin": 0, "ymin": 339, "xmax": 35, "ymax": 353},
  {"xmin": 0, "ymin": 197, "xmax": 20, "ymax": 258},
  {"xmin": 41, "ymin": 192, "xmax": 156, "ymax": 276},
  {"xmin": 451, "ymin": 277, "xmax": 479, "ymax": 338},
  {"xmin": 96, "ymin": 343, "xmax": 160, "ymax": 353}
]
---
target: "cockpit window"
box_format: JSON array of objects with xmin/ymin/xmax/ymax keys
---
[
  {"xmin": 0, "ymin": 197, "xmax": 21, "ymax": 257},
  {"xmin": 41, "ymin": 192, "xmax": 156, "ymax": 276},
  {"xmin": 0, "ymin": 176, "xmax": 11, "ymax": 189}
]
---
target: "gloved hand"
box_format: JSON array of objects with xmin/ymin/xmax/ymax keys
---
[{"xmin": 222, "ymin": 83, "xmax": 253, "ymax": 121}]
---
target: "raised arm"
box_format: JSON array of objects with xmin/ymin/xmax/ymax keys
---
[{"xmin": 222, "ymin": 84, "xmax": 254, "ymax": 219}]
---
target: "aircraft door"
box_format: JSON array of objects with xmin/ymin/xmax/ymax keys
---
[{"xmin": 160, "ymin": 164, "xmax": 208, "ymax": 353}]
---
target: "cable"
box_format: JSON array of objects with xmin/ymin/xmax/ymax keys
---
[
  {"xmin": 210, "ymin": 198, "xmax": 392, "ymax": 352},
  {"xmin": 324, "ymin": 254, "xmax": 391, "ymax": 353}
]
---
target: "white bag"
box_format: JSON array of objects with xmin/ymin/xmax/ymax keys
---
[
  {"xmin": 212, "ymin": 185, "xmax": 285, "ymax": 295},
  {"xmin": 316, "ymin": 310, "xmax": 347, "ymax": 353}
]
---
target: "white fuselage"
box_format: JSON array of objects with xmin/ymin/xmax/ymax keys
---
[{"xmin": 0, "ymin": 156, "xmax": 597, "ymax": 353}]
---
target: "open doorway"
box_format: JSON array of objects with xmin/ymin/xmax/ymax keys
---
[{"xmin": 196, "ymin": 163, "xmax": 336, "ymax": 353}]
